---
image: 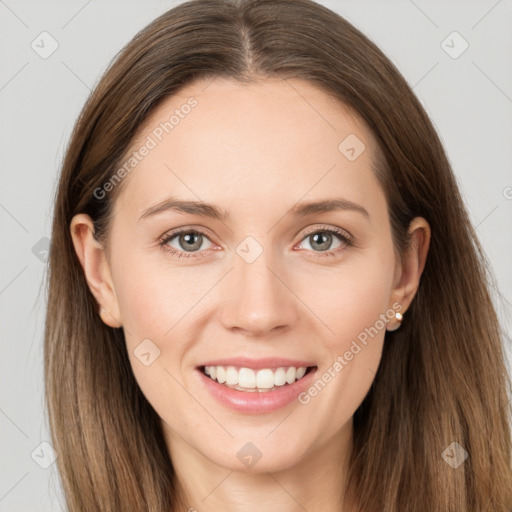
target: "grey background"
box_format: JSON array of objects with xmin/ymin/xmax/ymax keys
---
[{"xmin": 1, "ymin": 0, "xmax": 511, "ymax": 510}]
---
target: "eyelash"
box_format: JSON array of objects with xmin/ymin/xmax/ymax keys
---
[{"xmin": 158, "ymin": 225, "xmax": 353, "ymax": 259}]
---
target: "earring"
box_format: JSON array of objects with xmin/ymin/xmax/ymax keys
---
[
  {"xmin": 386, "ymin": 311, "xmax": 403, "ymax": 332},
  {"xmin": 99, "ymin": 307, "xmax": 122, "ymax": 328}
]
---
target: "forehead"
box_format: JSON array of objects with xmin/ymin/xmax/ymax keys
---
[{"xmin": 113, "ymin": 77, "xmax": 384, "ymax": 222}]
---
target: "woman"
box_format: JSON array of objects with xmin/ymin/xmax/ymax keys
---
[{"xmin": 44, "ymin": 0, "xmax": 512, "ymax": 510}]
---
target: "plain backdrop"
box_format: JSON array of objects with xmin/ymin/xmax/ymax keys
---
[{"xmin": 1, "ymin": 0, "xmax": 511, "ymax": 510}]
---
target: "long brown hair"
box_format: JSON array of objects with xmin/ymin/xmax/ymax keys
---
[{"xmin": 44, "ymin": 0, "xmax": 512, "ymax": 510}]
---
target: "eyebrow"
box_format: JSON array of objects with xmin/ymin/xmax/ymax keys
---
[{"xmin": 138, "ymin": 196, "xmax": 369, "ymax": 222}]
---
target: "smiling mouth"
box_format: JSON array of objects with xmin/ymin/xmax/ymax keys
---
[{"xmin": 198, "ymin": 365, "xmax": 317, "ymax": 392}]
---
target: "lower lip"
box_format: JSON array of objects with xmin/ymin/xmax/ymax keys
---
[{"xmin": 196, "ymin": 367, "xmax": 318, "ymax": 414}]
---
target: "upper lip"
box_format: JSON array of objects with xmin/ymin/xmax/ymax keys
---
[{"xmin": 197, "ymin": 357, "xmax": 317, "ymax": 370}]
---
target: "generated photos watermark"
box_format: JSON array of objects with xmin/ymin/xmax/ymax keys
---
[
  {"xmin": 297, "ymin": 302, "xmax": 402, "ymax": 405},
  {"xmin": 93, "ymin": 97, "xmax": 198, "ymax": 200}
]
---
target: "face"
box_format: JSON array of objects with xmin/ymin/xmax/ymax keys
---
[{"xmin": 74, "ymin": 77, "xmax": 420, "ymax": 474}]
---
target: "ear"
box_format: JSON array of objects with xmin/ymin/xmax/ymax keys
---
[
  {"xmin": 388, "ymin": 217, "xmax": 431, "ymax": 326},
  {"xmin": 69, "ymin": 214, "xmax": 122, "ymax": 328}
]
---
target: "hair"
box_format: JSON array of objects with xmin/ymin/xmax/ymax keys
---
[{"xmin": 44, "ymin": 0, "xmax": 512, "ymax": 510}]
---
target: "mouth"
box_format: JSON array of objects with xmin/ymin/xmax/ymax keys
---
[{"xmin": 198, "ymin": 364, "xmax": 318, "ymax": 393}]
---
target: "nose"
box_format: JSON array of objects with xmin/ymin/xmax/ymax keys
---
[{"xmin": 219, "ymin": 245, "xmax": 299, "ymax": 337}]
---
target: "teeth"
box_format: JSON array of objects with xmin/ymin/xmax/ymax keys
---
[
  {"xmin": 239, "ymin": 367, "xmax": 256, "ymax": 388},
  {"xmin": 274, "ymin": 367, "xmax": 287, "ymax": 386},
  {"xmin": 256, "ymin": 369, "xmax": 274, "ymax": 389},
  {"xmin": 286, "ymin": 367, "xmax": 296, "ymax": 384},
  {"xmin": 226, "ymin": 366, "xmax": 238, "ymax": 385},
  {"xmin": 216, "ymin": 366, "xmax": 226, "ymax": 384},
  {"xmin": 203, "ymin": 365, "xmax": 310, "ymax": 391},
  {"xmin": 296, "ymin": 367, "xmax": 307, "ymax": 379}
]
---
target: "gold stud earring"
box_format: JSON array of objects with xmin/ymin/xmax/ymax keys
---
[{"xmin": 386, "ymin": 311, "xmax": 403, "ymax": 332}]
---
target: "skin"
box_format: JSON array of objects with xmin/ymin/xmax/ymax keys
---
[{"xmin": 70, "ymin": 77, "xmax": 430, "ymax": 512}]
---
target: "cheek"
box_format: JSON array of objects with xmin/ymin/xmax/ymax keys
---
[
  {"xmin": 298, "ymin": 280, "xmax": 391, "ymax": 443},
  {"xmin": 111, "ymin": 262, "xmax": 193, "ymax": 413},
  {"xmin": 110, "ymin": 254, "xmax": 211, "ymax": 391},
  {"xmin": 297, "ymin": 246, "xmax": 395, "ymax": 350},
  {"xmin": 318, "ymin": 250, "xmax": 394, "ymax": 404},
  {"xmin": 111, "ymin": 249, "xmax": 203, "ymax": 338}
]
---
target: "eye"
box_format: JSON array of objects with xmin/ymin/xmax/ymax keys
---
[
  {"xmin": 296, "ymin": 225, "xmax": 352, "ymax": 257},
  {"xmin": 159, "ymin": 225, "xmax": 353, "ymax": 259},
  {"xmin": 159, "ymin": 228, "xmax": 214, "ymax": 258}
]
